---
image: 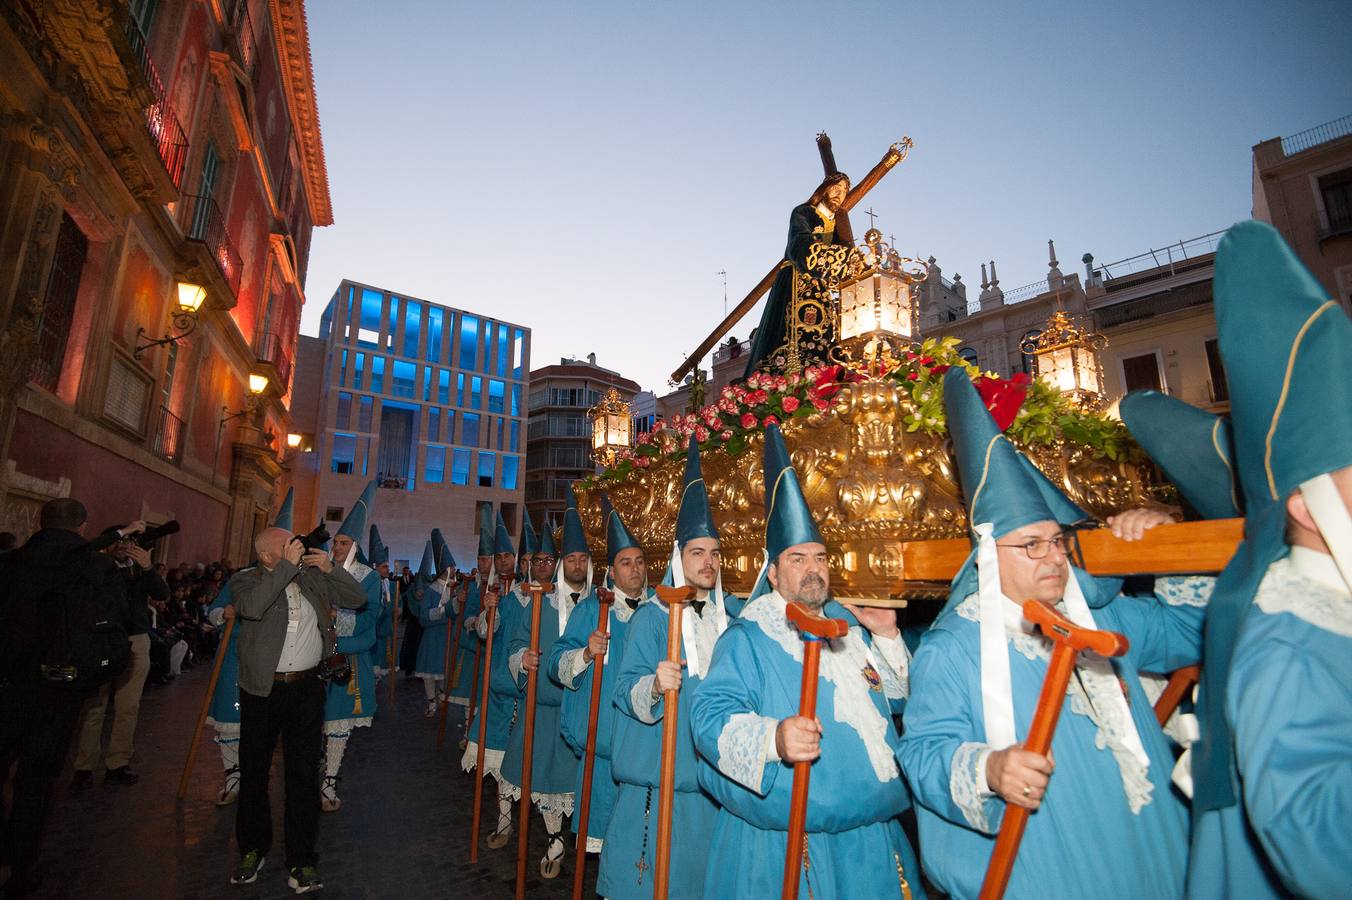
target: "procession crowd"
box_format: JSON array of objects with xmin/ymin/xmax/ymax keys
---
[{"xmin": 2, "ymin": 219, "xmax": 1348, "ymax": 900}]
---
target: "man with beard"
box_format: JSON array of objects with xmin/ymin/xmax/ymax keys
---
[
  {"xmin": 501, "ymin": 495, "xmax": 592, "ymax": 878},
  {"xmin": 606, "ymin": 437, "xmax": 742, "ymax": 899},
  {"xmin": 550, "ymin": 494, "xmax": 652, "ymax": 881},
  {"xmin": 742, "ymin": 171, "xmax": 852, "ymax": 377},
  {"xmin": 462, "ymin": 512, "xmax": 524, "ymax": 848},
  {"xmin": 691, "ymin": 424, "xmax": 923, "ymax": 899}
]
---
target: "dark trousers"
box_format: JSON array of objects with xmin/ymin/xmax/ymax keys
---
[
  {"xmin": 0, "ymin": 683, "xmax": 86, "ymax": 884},
  {"xmin": 236, "ymin": 677, "xmax": 324, "ymax": 868}
]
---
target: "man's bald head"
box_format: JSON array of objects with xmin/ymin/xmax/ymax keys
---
[{"xmin": 254, "ymin": 527, "xmax": 294, "ymax": 569}]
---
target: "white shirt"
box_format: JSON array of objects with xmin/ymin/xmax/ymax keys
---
[{"xmin": 276, "ymin": 582, "xmax": 324, "ymax": 672}]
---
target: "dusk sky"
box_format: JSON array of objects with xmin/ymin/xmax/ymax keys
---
[{"xmin": 300, "ymin": 0, "xmax": 1352, "ymax": 392}]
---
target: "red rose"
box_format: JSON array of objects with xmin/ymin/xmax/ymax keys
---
[
  {"xmin": 762, "ymin": 415, "xmax": 779, "ymax": 427},
  {"xmin": 930, "ymin": 364, "xmax": 951, "ymax": 376},
  {"xmin": 811, "ymin": 395, "xmax": 830, "ymax": 411},
  {"xmin": 720, "ymin": 430, "xmax": 733, "ymax": 440},
  {"xmin": 976, "ymin": 372, "xmax": 1031, "ymax": 430},
  {"xmin": 781, "ymin": 395, "xmax": 800, "ymax": 413},
  {"xmin": 695, "ymin": 425, "xmax": 709, "ymax": 442},
  {"xmin": 906, "ymin": 372, "xmax": 919, "ymax": 381},
  {"xmin": 740, "ymin": 412, "xmax": 757, "ymax": 429}
]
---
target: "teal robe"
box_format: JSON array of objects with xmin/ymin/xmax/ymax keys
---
[
  {"xmin": 411, "ymin": 576, "xmax": 454, "ymax": 678},
  {"xmin": 898, "ymin": 577, "xmax": 1211, "ymax": 899},
  {"xmin": 1189, "ymin": 554, "xmax": 1352, "ymax": 898},
  {"xmin": 206, "ymin": 576, "xmax": 246, "ymax": 730},
  {"xmin": 324, "ymin": 565, "xmax": 382, "ymax": 728},
  {"xmin": 447, "ymin": 580, "xmax": 483, "ymax": 705},
  {"xmin": 466, "ymin": 584, "xmax": 531, "ymax": 757},
  {"xmin": 690, "ymin": 594, "xmax": 924, "ymax": 900}
]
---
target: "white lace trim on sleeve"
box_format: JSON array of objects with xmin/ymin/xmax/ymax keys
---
[
  {"xmin": 558, "ymin": 647, "xmax": 590, "ymax": 689},
  {"xmin": 951, "ymin": 741, "xmax": 997, "ymax": 833},
  {"xmin": 715, "ymin": 712, "xmax": 779, "ymax": 795},
  {"xmin": 631, "ymin": 673, "xmax": 660, "ymax": 724}
]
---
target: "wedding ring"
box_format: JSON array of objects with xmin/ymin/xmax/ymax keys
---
[{"xmin": 1021, "ymin": 785, "xmax": 1031, "ymax": 797}]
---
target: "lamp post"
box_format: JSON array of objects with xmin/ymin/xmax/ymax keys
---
[
  {"xmin": 1022, "ymin": 309, "xmax": 1108, "ymax": 410},
  {"xmin": 134, "ymin": 281, "xmax": 207, "ymax": 360},
  {"xmin": 834, "ymin": 228, "xmax": 927, "ymax": 375},
  {"xmin": 214, "ymin": 371, "xmax": 271, "ymax": 483},
  {"xmin": 587, "ymin": 388, "xmax": 632, "ymax": 469}
]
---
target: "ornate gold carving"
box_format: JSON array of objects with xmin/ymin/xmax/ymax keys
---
[{"xmin": 576, "ymin": 377, "xmax": 1157, "ymax": 604}]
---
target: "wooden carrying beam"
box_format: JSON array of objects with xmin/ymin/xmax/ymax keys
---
[{"xmin": 898, "ymin": 519, "xmax": 1244, "ymax": 585}]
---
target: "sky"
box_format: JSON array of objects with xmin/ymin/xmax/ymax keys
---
[{"xmin": 300, "ymin": 0, "xmax": 1352, "ymax": 393}]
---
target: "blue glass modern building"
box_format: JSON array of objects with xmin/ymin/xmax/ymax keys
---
[{"xmin": 290, "ymin": 279, "xmax": 529, "ymax": 568}]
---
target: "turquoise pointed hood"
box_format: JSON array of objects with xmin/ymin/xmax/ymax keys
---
[
  {"xmin": 1192, "ymin": 220, "xmax": 1352, "ymax": 815},
  {"xmin": 539, "ymin": 520, "xmax": 557, "ymax": 558},
  {"xmin": 493, "ymin": 511, "xmax": 514, "ymax": 556},
  {"xmin": 477, "ymin": 505, "xmax": 494, "ymax": 558},
  {"xmin": 416, "ymin": 540, "xmax": 436, "ymax": 581},
  {"xmin": 1119, "ymin": 391, "xmax": 1241, "ymax": 520},
  {"xmin": 337, "ymin": 480, "xmax": 378, "ymax": 541},
  {"xmin": 675, "ymin": 435, "xmax": 719, "ymax": 546},
  {"xmin": 561, "ymin": 490, "xmax": 590, "ymax": 557},
  {"xmin": 273, "ymin": 488, "xmax": 294, "ymax": 531},
  {"xmin": 601, "ymin": 493, "xmax": 641, "ymax": 567},
  {"xmin": 431, "ymin": 528, "xmax": 456, "ymax": 574},
  {"xmin": 518, "ymin": 516, "xmax": 539, "ymax": 560},
  {"xmin": 748, "ymin": 423, "xmax": 825, "ymax": 601},
  {"xmin": 368, "ymin": 525, "xmax": 388, "ymax": 567}
]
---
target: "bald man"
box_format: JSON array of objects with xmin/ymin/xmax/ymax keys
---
[{"xmin": 226, "ymin": 528, "xmax": 366, "ymax": 894}]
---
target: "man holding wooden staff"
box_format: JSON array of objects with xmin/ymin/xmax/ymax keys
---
[
  {"xmin": 500, "ymin": 496, "xmax": 593, "ymax": 878},
  {"xmin": 368, "ymin": 525, "xmax": 395, "ymax": 684},
  {"xmin": 550, "ymin": 495, "xmax": 652, "ymax": 876},
  {"xmin": 896, "ymin": 368, "xmax": 1213, "ymax": 899},
  {"xmin": 1179, "ymin": 222, "xmax": 1352, "ymax": 898},
  {"xmin": 461, "ymin": 511, "xmax": 526, "ymax": 848},
  {"xmin": 410, "ymin": 536, "xmax": 453, "ymax": 719},
  {"xmin": 691, "ymin": 423, "xmax": 923, "ymax": 899},
  {"xmin": 607, "ymin": 437, "xmax": 742, "ymax": 899}
]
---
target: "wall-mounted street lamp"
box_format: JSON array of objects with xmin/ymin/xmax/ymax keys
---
[
  {"xmin": 134, "ymin": 281, "xmax": 207, "ymax": 360},
  {"xmin": 214, "ymin": 371, "xmax": 271, "ymax": 481}
]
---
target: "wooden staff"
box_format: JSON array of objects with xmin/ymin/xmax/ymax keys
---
[
  {"xmin": 652, "ymin": 584, "xmax": 696, "ymax": 900},
  {"xmin": 1153, "ymin": 664, "xmax": 1200, "ymax": 726},
  {"xmin": 572, "ymin": 587, "xmax": 616, "ymax": 900},
  {"xmin": 514, "ymin": 581, "xmax": 554, "ymax": 900},
  {"xmin": 669, "ymin": 138, "xmax": 913, "ymax": 384},
  {"xmin": 470, "ymin": 574, "xmax": 513, "ymax": 862},
  {"xmin": 178, "ymin": 616, "xmax": 236, "ymax": 799},
  {"xmin": 437, "ymin": 571, "xmax": 470, "ymax": 748},
  {"xmin": 387, "ymin": 578, "xmax": 400, "ymax": 703},
  {"xmin": 781, "ymin": 603, "xmax": 849, "ymax": 900},
  {"xmin": 978, "ymin": 601, "xmax": 1128, "ymax": 900}
]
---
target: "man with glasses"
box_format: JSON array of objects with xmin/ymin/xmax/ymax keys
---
[{"xmin": 896, "ymin": 369, "xmax": 1213, "ymax": 899}]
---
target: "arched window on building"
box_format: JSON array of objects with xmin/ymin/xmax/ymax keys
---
[
  {"xmin": 957, "ymin": 346, "xmax": 979, "ymax": 368},
  {"xmin": 1019, "ymin": 330, "xmax": 1042, "ymax": 375}
]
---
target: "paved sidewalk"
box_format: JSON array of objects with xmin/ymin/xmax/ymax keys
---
[{"xmin": 36, "ymin": 667, "xmax": 598, "ymax": 899}]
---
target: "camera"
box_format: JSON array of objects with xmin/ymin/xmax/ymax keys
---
[
  {"xmin": 295, "ymin": 522, "xmax": 331, "ymax": 552},
  {"xmin": 135, "ymin": 520, "xmax": 181, "ymax": 549}
]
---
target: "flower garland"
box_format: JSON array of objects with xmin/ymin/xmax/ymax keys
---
[{"xmin": 579, "ymin": 336, "xmax": 1142, "ymax": 489}]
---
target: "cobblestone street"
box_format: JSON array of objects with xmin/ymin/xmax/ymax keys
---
[{"xmin": 36, "ymin": 667, "xmax": 596, "ymax": 899}]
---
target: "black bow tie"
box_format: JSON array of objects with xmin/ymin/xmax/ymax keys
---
[
  {"xmin": 569, "ymin": 592, "xmax": 580, "ymax": 603},
  {"xmin": 690, "ymin": 599, "xmax": 706, "ymax": 616},
  {"xmin": 624, "ymin": 595, "xmax": 640, "ymax": 610}
]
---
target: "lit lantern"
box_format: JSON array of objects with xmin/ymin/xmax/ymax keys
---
[
  {"xmin": 588, "ymin": 387, "xmax": 632, "ymax": 468},
  {"xmin": 834, "ymin": 228, "xmax": 927, "ymax": 370},
  {"xmin": 1023, "ymin": 310, "xmax": 1107, "ymax": 409},
  {"xmin": 248, "ymin": 373, "xmax": 269, "ymax": 395},
  {"xmin": 176, "ymin": 281, "xmax": 208, "ymax": 312},
  {"xmin": 286, "ymin": 432, "xmax": 303, "ymax": 449}
]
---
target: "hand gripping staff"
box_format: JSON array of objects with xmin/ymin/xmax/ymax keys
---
[
  {"xmin": 387, "ymin": 578, "xmax": 400, "ymax": 703},
  {"xmin": 436, "ymin": 570, "xmax": 470, "ymax": 748},
  {"xmin": 978, "ymin": 601, "xmax": 1128, "ymax": 900},
  {"xmin": 514, "ymin": 581, "xmax": 555, "ymax": 900},
  {"xmin": 652, "ymin": 584, "xmax": 696, "ymax": 900},
  {"xmin": 177, "ymin": 616, "xmax": 236, "ymax": 798},
  {"xmin": 572, "ymin": 587, "xmax": 616, "ymax": 900},
  {"xmin": 781, "ymin": 602, "xmax": 849, "ymax": 900},
  {"xmin": 469, "ymin": 573, "xmax": 513, "ymax": 862},
  {"xmin": 467, "ymin": 570, "xmax": 484, "ymax": 724}
]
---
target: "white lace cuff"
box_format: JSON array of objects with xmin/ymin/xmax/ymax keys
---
[
  {"xmin": 509, "ymin": 649, "xmax": 526, "ymax": 681},
  {"xmin": 951, "ymin": 741, "xmax": 1000, "ymax": 834},
  {"xmin": 209, "ymin": 608, "xmax": 226, "ymax": 627},
  {"xmin": 1155, "ymin": 575, "xmax": 1215, "ymax": 607},
  {"xmin": 428, "ymin": 603, "xmax": 446, "ymax": 622},
  {"xmin": 631, "ymin": 673, "xmax": 661, "ymax": 724},
  {"xmin": 715, "ymin": 713, "xmax": 780, "ymax": 795},
  {"xmin": 871, "ymin": 632, "xmax": 911, "ymax": 699},
  {"xmin": 558, "ymin": 647, "xmax": 590, "ymax": 689}
]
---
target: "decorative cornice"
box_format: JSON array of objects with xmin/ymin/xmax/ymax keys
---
[{"xmin": 267, "ymin": 0, "xmax": 332, "ymax": 226}]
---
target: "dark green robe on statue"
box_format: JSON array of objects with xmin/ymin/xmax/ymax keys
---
[{"xmin": 743, "ymin": 202, "xmax": 851, "ymax": 378}]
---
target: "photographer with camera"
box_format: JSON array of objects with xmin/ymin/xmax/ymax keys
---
[
  {"xmin": 71, "ymin": 520, "xmax": 170, "ymax": 789},
  {"xmin": 0, "ymin": 499, "xmax": 129, "ymax": 897},
  {"xmin": 228, "ymin": 526, "xmax": 366, "ymax": 894}
]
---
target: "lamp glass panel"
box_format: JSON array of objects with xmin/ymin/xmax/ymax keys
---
[
  {"xmin": 838, "ymin": 278, "xmax": 873, "ymax": 340},
  {"xmin": 248, "ymin": 373, "xmax": 268, "ymax": 394},
  {"xmin": 286, "ymin": 432, "xmax": 303, "ymax": 448},
  {"xmin": 176, "ymin": 282, "xmax": 207, "ymax": 311},
  {"xmin": 1074, "ymin": 348, "xmax": 1101, "ymax": 393}
]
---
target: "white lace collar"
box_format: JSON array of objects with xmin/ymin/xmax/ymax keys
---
[
  {"xmin": 1289, "ymin": 546, "xmax": 1351, "ymax": 596},
  {"xmin": 1256, "ymin": 556, "xmax": 1352, "ymax": 638}
]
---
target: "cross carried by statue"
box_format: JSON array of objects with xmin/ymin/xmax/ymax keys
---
[{"xmin": 670, "ymin": 134, "xmax": 913, "ymax": 384}]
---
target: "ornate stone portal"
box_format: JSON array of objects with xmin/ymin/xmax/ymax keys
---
[{"xmin": 574, "ymin": 376, "xmax": 1159, "ymax": 606}]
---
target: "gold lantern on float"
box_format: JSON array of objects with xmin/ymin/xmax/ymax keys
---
[
  {"xmin": 1023, "ymin": 309, "xmax": 1108, "ymax": 409},
  {"xmin": 834, "ymin": 228, "xmax": 928, "ymax": 374},
  {"xmin": 588, "ymin": 387, "xmax": 632, "ymax": 468}
]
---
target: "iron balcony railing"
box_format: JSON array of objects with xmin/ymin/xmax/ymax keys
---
[
  {"xmin": 184, "ymin": 193, "xmax": 243, "ymax": 298},
  {"xmin": 152, "ymin": 405, "xmax": 185, "ymax": 464},
  {"xmin": 1001, "ymin": 279, "xmax": 1051, "ymax": 304},
  {"xmin": 225, "ymin": 0, "xmax": 258, "ymax": 74},
  {"xmin": 122, "ymin": 14, "xmax": 188, "ymax": 187},
  {"xmin": 1281, "ymin": 113, "xmax": 1352, "ymax": 157},
  {"xmin": 1318, "ymin": 206, "xmax": 1352, "ymax": 241},
  {"xmin": 1093, "ymin": 231, "xmax": 1225, "ymax": 283},
  {"xmin": 255, "ymin": 330, "xmax": 292, "ymax": 391}
]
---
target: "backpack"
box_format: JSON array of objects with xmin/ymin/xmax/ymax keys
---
[{"xmin": 0, "ymin": 548, "xmax": 130, "ymax": 691}]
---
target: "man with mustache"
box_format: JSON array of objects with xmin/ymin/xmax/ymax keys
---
[
  {"xmin": 896, "ymin": 369, "xmax": 1211, "ymax": 899},
  {"xmin": 606, "ymin": 437, "xmax": 743, "ymax": 899},
  {"xmin": 691, "ymin": 424, "xmax": 924, "ymax": 899},
  {"xmin": 743, "ymin": 171, "xmax": 852, "ymax": 377}
]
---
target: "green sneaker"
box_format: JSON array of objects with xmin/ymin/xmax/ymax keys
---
[
  {"xmin": 288, "ymin": 866, "xmax": 323, "ymax": 894},
  {"xmin": 230, "ymin": 850, "xmax": 265, "ymax": 885}
]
